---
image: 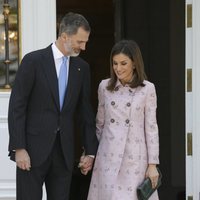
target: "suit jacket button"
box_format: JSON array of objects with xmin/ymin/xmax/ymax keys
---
[
  {"xmin": 126, "ymin": 119, "xmax": 130, "ymax": 124},
  {"xmin": 54, "ymin": 127, "xmax": 60, "ymax": 134}
]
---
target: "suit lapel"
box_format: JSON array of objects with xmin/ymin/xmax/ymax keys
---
[
  {"xmin": 62, "ymin": 57, "xmax": 81, "ymax": 110},
  {"xmin": 41, "ymin": 46, "xmax": 81, "ymax": 111},
  {"xmin": 41, "ymin": 45, "xmax": 60, "ymax": 111}
]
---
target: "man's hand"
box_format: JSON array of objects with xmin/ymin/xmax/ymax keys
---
[
  {"xmin": 15, "ymin": 149, "xmax": 31, "ymax": 171},
  {"xmin": 78, "ymin": 155, "xmax": 94, "ymax": 175}
]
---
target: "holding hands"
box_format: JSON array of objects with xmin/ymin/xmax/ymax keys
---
[{"xmin": 78, "ymin": 155, "xmax": 94, "ymax": 175}]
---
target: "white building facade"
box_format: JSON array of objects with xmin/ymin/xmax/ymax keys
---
[{"xmin": 0, "ymin": 0, "xmax": 200, "ymax": 199}]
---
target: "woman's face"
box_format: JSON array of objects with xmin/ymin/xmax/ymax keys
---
[{"xmin": 112, "ymin": 53, "xmax": 134, "ymax": 85}]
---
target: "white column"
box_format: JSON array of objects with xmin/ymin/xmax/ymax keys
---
[
  {"xmin": 192, "ymin": 0, "xmax": 200, "ymax": 199},
  {"xmin": 20, "ymin": 0, "xmax": 57, "ymax": 56}
]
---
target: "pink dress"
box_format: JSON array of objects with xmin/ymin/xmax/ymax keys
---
[{"xmin": 87, "ymin": 79, "xmax": 159, "ymax": 200}]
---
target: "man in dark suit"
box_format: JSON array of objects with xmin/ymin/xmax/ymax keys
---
[{"xmin": 8, "ymin": 12, "xmax": 98, "ymax": 200}]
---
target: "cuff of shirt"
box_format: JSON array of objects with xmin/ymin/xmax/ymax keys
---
[{"xmin": 88, "ymin": 155, "xmax": 95, "ymax": 158}]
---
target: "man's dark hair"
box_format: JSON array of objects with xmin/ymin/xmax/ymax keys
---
[{"xmin": 58, "ymin": 12, "xmax": 91, "ymax": 36}]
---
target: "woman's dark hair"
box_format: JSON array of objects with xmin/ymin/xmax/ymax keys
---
[{"xmin": 107, "ymin": 40, "xmax": 147, "ymax": 91}]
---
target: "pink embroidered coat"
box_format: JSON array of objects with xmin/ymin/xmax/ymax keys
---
[{"xmin": 87, "ymin": 79, "xmax": 159, "ymax": 200}]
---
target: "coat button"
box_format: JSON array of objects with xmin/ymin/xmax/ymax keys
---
[
  {"xmin": 126, "ymin": 102, "xmax": 131, "ymax": 107},
  {"xmin": 114, "ymin": 87, "xmax": 119, "ymax": 91},
  {"xmin": 110, "ymin": 119, "xmax": 115, "ymax": 123},
  {"xmin": 111, "ymin": 101, "xmax": 115, "ymax": 106},
  {"xmin": 125, "ymin": 119, "xmax": 130, "ymax": 124}
]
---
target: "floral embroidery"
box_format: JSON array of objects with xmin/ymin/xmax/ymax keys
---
[{"xmin": 88, "ymin": 79, "xmax": 159, "ymax": 200}]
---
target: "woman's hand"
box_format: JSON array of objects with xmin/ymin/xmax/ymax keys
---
[{"xmin": 145, "ymin": 164, "xmax": 159, "ymax": 189}]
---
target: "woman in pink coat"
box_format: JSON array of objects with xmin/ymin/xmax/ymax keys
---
[{"xmin": 87, "ymin": 40, "xmax": 160, "ymax": 200}]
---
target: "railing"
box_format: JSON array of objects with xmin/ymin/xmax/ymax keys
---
[
  {"xmin": 3, "ymin": 0, "xmax": 11, "ymax": 89},
  {"xmin": 0, "ymin": 0, "xmax": 19, "ymax": 89}
]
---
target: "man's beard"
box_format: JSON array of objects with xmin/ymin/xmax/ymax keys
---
[{"xmin": 64, "ymin": 41, "xmax": 80, "ymax": 57}]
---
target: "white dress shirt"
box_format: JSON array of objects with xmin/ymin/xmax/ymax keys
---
[{"xmin": 51, "ymin": 43, "xmax": 70, "ymax": 82}]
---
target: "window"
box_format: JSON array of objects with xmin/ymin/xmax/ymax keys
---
[{"xmin": 0, "ymin": 0, "xmax": 19, "ymax": 88}]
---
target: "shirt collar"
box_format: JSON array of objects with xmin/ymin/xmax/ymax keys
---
[
  {"xmin": 115, "ymin": 79, "xmax": 130, "ymax": 89},
  {"xmin": 51, "ymin": 42, "xmax": 69, "ymax": 60}
]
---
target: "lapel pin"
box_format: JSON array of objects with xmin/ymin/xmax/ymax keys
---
[{"xmin": 78, "ymin": 68, "xmax": 80, "ymax": 71}]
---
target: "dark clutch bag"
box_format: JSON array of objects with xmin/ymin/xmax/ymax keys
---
[{"xmin": 137, "ymin": 167, "xmax": 162, "ymax": 200}]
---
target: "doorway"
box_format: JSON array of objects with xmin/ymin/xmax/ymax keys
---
[
  {"xmin": 56, "ymin": 0, "xmax": 115, "ymax": 199},
  {"xmin": 56, "ymin": 0, "xmax": 115, "ymax": 109},
  {"xmin": 119, "ymin": 0, "xmax": 185, "ymax": 199},
  {"xmin": 57, "ymin": 0, "xmax": 185, "ymax": 199}
]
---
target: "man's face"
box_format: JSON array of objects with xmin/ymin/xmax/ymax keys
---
[{"xmin": 63, "ymin": 27, "xmax": 90, "ymax": 57}]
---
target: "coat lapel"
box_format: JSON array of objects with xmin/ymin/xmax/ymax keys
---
[{"xmin": 41, "ymin": 45, "xmax": 60, "ymax": 111}]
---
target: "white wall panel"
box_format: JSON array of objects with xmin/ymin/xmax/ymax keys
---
[
  {"xmin": 186, "ymin": 0, "xmax": 200, "ymax": 199},
  {"xmin": 192, "ymin": 0, "xmax": 200, "ymax": 198},
  {"xmin": 0, "ymin": 92, "xmax": 16, "ymax": 199}
]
